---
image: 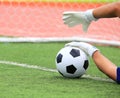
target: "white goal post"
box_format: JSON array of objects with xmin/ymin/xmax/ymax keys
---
[{"xmin": 0, "ymin": 37, "xmax": 120, "ymax": 46}]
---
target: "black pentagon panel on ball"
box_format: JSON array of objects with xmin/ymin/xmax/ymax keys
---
[
  {"xmin": 66, "ymin": 65, "xmax": 77, "ymax": 74},
  {"xmin": 70, "ymin": 49, "xmax": 80, "ymax": 57},
  {"xmin": 56, "ymin": 53, "xmax": 63, "ymax": 63},
  {"xmin": 83, "ymin": 60, "xmax": 89, "ymax": 70}
]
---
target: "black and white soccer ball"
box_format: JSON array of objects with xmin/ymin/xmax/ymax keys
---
[{"xmin": 55, "ymin": 46, "xmax": 89, "ymax": 78}]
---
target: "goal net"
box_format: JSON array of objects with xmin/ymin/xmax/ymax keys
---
[{"xmin": 0, "ymin": 0, "xmax": 120, "ymax": 46}]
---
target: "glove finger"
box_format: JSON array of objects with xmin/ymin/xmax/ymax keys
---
[
  {"xmin": 62, "ymin": 15, "xmax": 71, "ymax": 20},
  {"xmin": 63, "ymin": 11, "xmax": 77, "ymax": 16},
  {"xmin": 63, "ymin": 17, "xmax": 75, "ymax": 25},
  {"xmin": 68, "ymin": 21, "xmax": 80, "ymax": 27},
  {"xmin": 82, "ymin": 22, "xmax": 90, "ymax": 32},
  {"xmin": 65, "ymin": 42, "xmax": 79, "ymax": 47},
  {"xmin": 63, "ymin": 15, "xmax": 71, "ymax": 20}
]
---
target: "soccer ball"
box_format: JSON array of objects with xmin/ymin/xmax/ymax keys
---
[{"xmin": 55, "ymin": 46, "xmax": 89, "ymax": 78}]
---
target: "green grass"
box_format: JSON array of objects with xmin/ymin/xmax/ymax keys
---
[{"xmin": 0, "ymin": 42, "xmax": 120, "ymax": 98}]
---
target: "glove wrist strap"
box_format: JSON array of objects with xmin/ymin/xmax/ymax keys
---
[{"xmin": 85, "ymin": 9, "xmax": 98, "ymax": 22}]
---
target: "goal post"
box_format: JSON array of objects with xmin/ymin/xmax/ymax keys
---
[
  {"xmin": 0, "ymin": 37, "xmax": 120, "ymax": 47},
  {"xmin": 0, "ymin": 0, "xmax": 120, "ymax": 46}
]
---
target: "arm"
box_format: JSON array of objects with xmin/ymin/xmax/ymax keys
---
[
  {"xmin": 93, "ymin": 2, "xmax": 120, "ymax": 18},
  {"xmin": 92, "ymin": 51, "xmax": 117, "ymax": 81},
  {"xmin": 65, "ymin": 42, "xmax": 120, "ymax": 84}
]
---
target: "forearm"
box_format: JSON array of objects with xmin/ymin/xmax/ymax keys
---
[
  {"xmin": 93, "ymin": 2, "xmax": 120, "ymax": 18},
  {"xmin": 92, "ymin": 51, "xmax": 117, "ymax": 81}
]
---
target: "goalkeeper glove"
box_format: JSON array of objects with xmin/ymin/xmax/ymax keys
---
[
  {"xmin": 63, "ymin": 9, "xmax": 97, "ymax": 32},
  {"xmin": 65, "ymin": 42, "xmax": 99, "ymax": 57}
]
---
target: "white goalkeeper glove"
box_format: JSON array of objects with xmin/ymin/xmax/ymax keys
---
[
  {"xmin": 65, "ymin": 42, "xmax": 99, "ymax": 57},
  {"xmin": 63, "ymin": 9, "xmax": 97, "ymax": 32}
]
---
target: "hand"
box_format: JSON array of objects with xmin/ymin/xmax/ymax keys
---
[
  {"xmin": 65, "ymin": 42, "xmax": 99, "ymax": 57},
  {"xmin": 63, "ymin": 10, "xmax": 97, "ymax": 32}
]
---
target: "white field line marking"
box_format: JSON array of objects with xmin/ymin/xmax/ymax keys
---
[
  {"xmin": 0, "ymin": 60, "xmax": 57, "ymax": 72},
  {"xmin": 0, "ymin": 60, "xmax": 114, "ymax": 83}
]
